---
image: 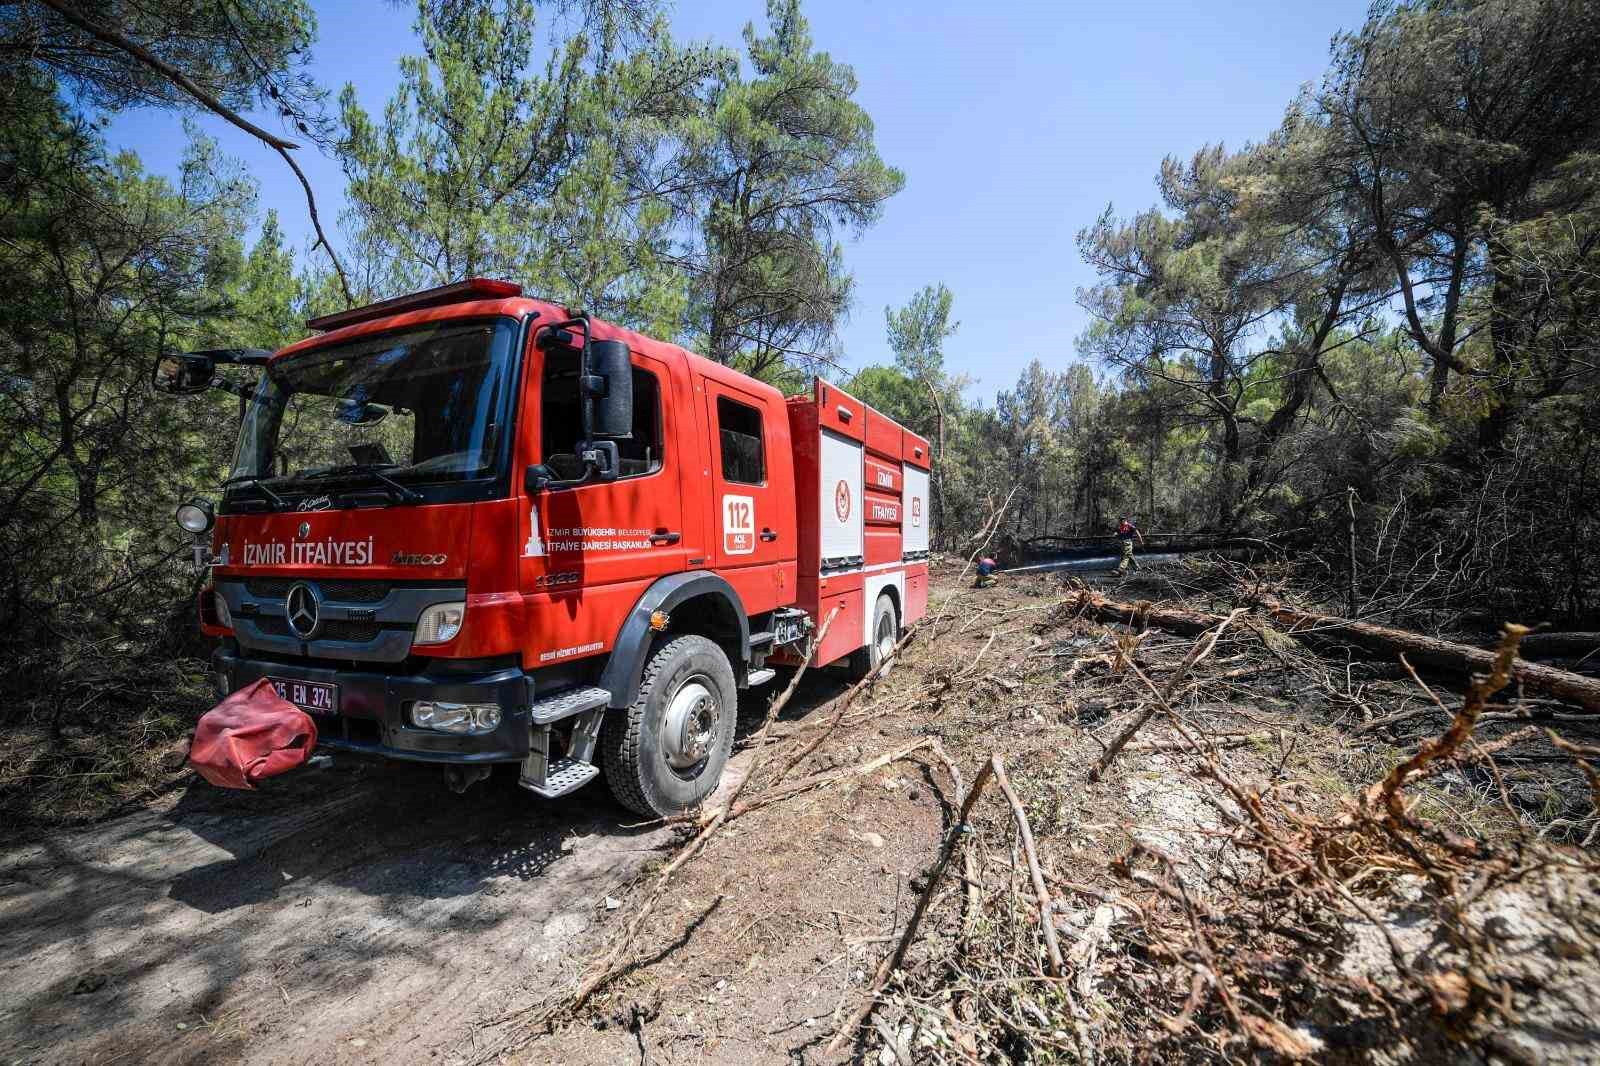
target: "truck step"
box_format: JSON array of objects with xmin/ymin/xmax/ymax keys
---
[
  {"xmin": 745, "ymin": 667, "xmax": 776, "ymax": 687},
  {"xmin": 518, "ymin": 757, "xmax": 600, "ymax": 798},
  {"xmin": 529, "ymin": 685, "xmax": 611, "ymax": 725}
]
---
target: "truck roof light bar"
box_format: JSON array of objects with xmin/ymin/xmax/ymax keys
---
[{"xmin": 306, "ymin": 278, "xmax": 524, "ymax": 333}]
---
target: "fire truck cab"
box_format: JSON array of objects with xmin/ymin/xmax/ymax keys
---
[{"xmin": 155, "ymin": 279, "xmax": 930, "ymax": 816}]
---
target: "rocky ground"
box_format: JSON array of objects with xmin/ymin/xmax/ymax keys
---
[{"xmin": 4, "ymin": 559, "xmax": 1599, "ymax": 1065}]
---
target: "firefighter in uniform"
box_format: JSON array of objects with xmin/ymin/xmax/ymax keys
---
[
  {"xmin": 975, "ymin": 557, "xmax": 998, "ymax": 588},
  {"xmin": 1115, "ymin": 516, "xmax": 1144, "ymax": 576}
]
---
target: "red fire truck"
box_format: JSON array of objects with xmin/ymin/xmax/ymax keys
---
[{"xmin": 154, "ymin": 278, "xmax": 930, "ymax": 816}]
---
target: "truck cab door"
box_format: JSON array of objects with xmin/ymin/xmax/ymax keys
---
[
  {"xmin": 702, "ymin": 377, "xmax": 789, "ymax": 615},
  {"xmin": 520, "ymin": 344, "xmax": 687, "ymax": 596}
]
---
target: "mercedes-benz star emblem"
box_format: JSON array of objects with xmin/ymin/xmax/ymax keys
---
[
  {"xmin": 297, "ymin": 521, "xmax": 311, "ymax": 538},
  {"xmin": 285, "ymin": 582, "xmax": 321, "ymax": 639}
]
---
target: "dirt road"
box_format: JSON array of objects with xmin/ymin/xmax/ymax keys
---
[{"xmin": 0, "ymin": 726, "xmax": 766, "ymax": 1065}]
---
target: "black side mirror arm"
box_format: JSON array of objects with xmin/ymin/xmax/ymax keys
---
[
  {"xmin": 524, "ymin": 440, "xmax": 620, "ymax": 495},
  {"xmin": 524, "ymin": 464, "xmax": 556, "ymax": 494}
]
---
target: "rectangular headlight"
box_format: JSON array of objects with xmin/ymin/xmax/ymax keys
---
[
  {"xmin": 213, "ymin": 590, "xmax": 232, "ymax": 629},
  {"xmin": 414, "ymin": 601, "xmax": 465, "ymax": 645},
  {"xmin": 408, "ymin": 700, "xmax": 501, "ymax": 734}
]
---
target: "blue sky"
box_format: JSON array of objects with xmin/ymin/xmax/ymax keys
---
[{"xmin": 105, "ymin": 0, "xmax": 1369, "ymax": 400}]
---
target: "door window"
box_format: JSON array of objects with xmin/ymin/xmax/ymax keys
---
[
  {"xmin": 716, "ymin": 396, "xmax": 765, "ymax": 485},
  {"xmin": 540, "ymin": 348, "xmax": 662, "ymax": 480}
]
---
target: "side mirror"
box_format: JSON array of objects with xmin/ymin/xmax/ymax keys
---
[
  {"xmin": 152, "ymin": 352, "xmax": 215, "ymax": 395},
  {"xmin": 586, "ymin": 339, "xmax": 633, "ymax": 439}
]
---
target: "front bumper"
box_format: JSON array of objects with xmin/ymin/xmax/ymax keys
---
[{"xmin": 213, "ymin": 647, "xmax": 532, "ymax": 764}]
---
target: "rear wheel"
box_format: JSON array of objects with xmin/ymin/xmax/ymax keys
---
[
  {"xmin": 847, "ymin": 594, "xmax": 900, "ymax": 681},
  {"xmin": 602, "ymin": 634, "xmax": 737, "ymax": 817}
]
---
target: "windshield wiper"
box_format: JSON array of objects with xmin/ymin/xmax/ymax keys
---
[
  {"xmin": 294, "ymin": 464, "xmax": 423, "ymax": 503},
  {"xmin": 221, "ymin": 474, "xmax": 286, "ymax": 506}
]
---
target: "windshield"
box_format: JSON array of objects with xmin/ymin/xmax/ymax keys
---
[{"xmin": 228, "ymin": 318, "xmax": 519, "ymax": 496}]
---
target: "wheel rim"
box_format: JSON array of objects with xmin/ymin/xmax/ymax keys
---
[
  {"xmin": 876, "ymin": 609, "xmax": 896, "ymax": 663},
  {"xmin": 661, "ymin": 675, "xmax": 718, "ymax": 778}
]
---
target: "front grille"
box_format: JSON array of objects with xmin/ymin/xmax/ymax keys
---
[
  {"xmin": 321, "ymin": 620, "xmax": 383, "ymax": 642},
  {"xmin": 249, "ymin": 616, "xmax": 383, "ymax": 643},
  {"xmin": 243, "ymin": 578, "xmax": 390, "ymax": 603},
  {"xmin": 319, "ymin": 580, "xmax": 389, "ymax": 603}
]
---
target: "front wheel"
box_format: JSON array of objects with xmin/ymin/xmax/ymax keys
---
[{"xmin": 602, "ymin": 634, "xmax": 737, "ymax": 817}]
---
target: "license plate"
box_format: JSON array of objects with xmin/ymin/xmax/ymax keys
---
[{"xmin": 268, "ymin": 677, "xmax": 339, "ymax": 715}]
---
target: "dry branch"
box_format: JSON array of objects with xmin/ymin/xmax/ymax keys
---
[
  {"xmin": 767, "ymin": 625, "xmax": 920, "ymax": 788},
  {"xmin": 993, "ymin": 757, "xmax": 1064, "ymax": 977},
  {"xmin": 1068, "ymin": 591, "xmax": 1600, "ymax": 712},
  {"xmin": 1088, "ymin": 608, "xmax": 1246, "ymax": 781},
  {"xmin": 1368, "ymin": 625, "xmax": 1528, "ymax": 819},
  {"xmin": 1124, "ymin": 731, "xmax": 1276, "ymax": 754},
  {"xmin": 825, "ymin": 752, "xmax": 997, "ymax": 1056}
]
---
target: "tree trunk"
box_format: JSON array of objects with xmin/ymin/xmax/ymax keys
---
[
  {"xmin": 1070, "ymin": 591, "xmax": 1600, "ymax": 712},
  {"xmin": 1514, "ymin": 633, "xmax": 1600, "ymax": 660}
]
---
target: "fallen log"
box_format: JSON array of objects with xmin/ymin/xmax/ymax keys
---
[
  {"xmin": 1512, "ymin": 632, "xmax": 1600, "ymax": 660},
  {"xmin": 1066, "ymin": 591, "xmax": 1600, "ymax": 713}
]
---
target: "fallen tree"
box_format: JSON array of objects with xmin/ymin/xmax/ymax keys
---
[
  {"xmin": 1515, "ymin": 632, "xmax": 1600, "ymax": 660},
  {"xmin": 1064, "ymin": 591, "xmax": 1600, "ymax": 713}
]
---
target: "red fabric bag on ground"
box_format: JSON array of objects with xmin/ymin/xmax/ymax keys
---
[{"xmin": 188, "ymin": 678, "xmax": 318, "ymax": 790}]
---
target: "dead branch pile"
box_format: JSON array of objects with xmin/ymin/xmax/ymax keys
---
[{"xmin": 877, "ymin": 583, "xmax": 1600, "ymax": 1064}]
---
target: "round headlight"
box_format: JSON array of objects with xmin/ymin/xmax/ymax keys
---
[{"xmin": 175, "ymin": 497, "xmax": 214, "ymax": 534}]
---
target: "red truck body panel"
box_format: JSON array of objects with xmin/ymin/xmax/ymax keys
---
[{"xmin": 781, "ymin": 381, "xmax": 930, "ymax": 668}]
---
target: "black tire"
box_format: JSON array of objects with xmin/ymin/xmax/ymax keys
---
[
  {"xmin": 846, "ymin": 594, "xmax": 899, "ymax": 681},
  {"xmin": 601, "ymin": 634, "xmax": 737, "ymax": 817}
]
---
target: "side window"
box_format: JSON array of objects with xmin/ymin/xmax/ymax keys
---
[
  {"xmin": 540, "ymin": 349, "xmax": 663, "ymax": 480},
  {"xmin": 717, "ymin": 396, "xmax": 765, "ymax": 485}
]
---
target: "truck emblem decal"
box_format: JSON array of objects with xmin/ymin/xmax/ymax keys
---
[
  {"xmin": 835, "ymin": 480, "xmax": 851, "ymax": 523},
  {"xmin": 523, "ymin": 504, "xmax": 545, "ymax": 557},
  {"xmin": 285, "ymin": 582, "xmax": 320, "ymax": 639},
  {"xmin": 723, "ymin": 495, "xmax": 755, "ymax": 555},
  {"xmin": 297, "ymin": 521, "xmax": 311, "ymax": 538},
  {"xmin": 298, "ymin": 496, "xmax": 332, "ymax": 513},
  {"xmin": 912, "ymin": 496, "xmax": 922, "ymax": 526},
  {"xmin": 391, "ymin": 552, "xmax": 448, "ymax": 566}
]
